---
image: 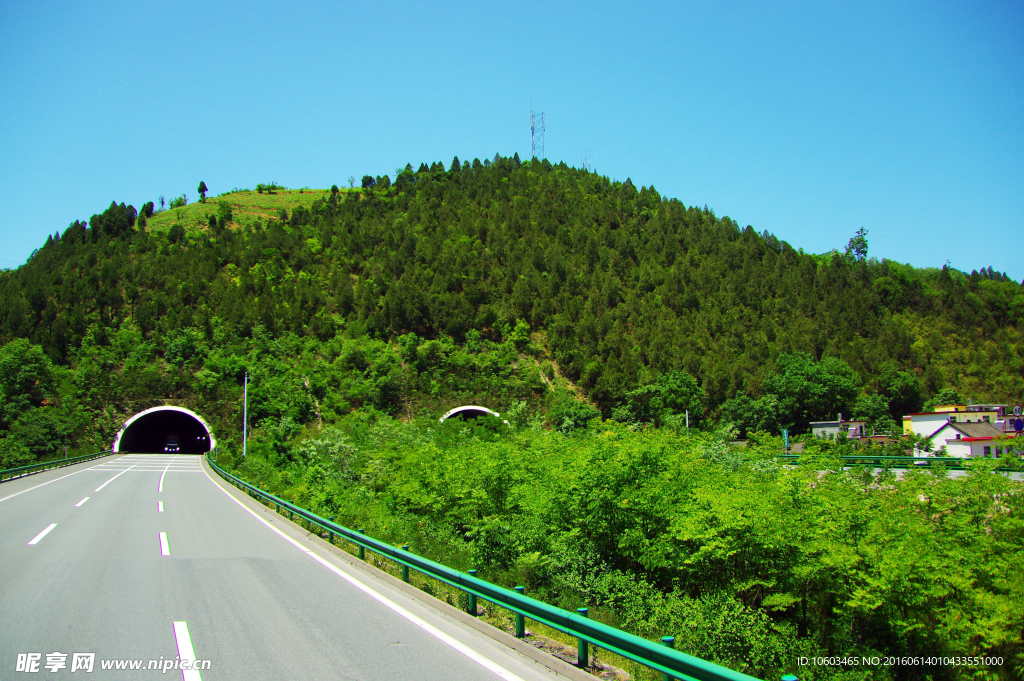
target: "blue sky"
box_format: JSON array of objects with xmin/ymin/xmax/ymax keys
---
[{"xmin": 2, "ymin": 0, "xmax": 1021, "ymax": 279}]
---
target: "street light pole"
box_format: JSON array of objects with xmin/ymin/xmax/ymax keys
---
[{"xmin": 243, "ymin": 371, "xmax": 248, "ymax": 459}]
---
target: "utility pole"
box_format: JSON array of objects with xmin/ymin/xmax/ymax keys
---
[
  {"xmin": 531, "ymin": 104, "xmax": 545, "ymax": 159},
  {"xmin": 243, "ymin": 371, "xmax": 248, "ymax": 459}
]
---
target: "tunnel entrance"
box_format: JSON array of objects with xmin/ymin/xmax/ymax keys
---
[
  {"xmin": 112, "ymin": 406, "xmax": 216, "ymax": 454},
  {"xmin": 438, "ymin": 405, "xmax": 509, "ymax": 425}
]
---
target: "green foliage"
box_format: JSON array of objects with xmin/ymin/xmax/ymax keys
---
[
  {"xmin": 764, "ymin": 352, "xmax": 860, "ymax": 430},
  {"xmin": 924, "ymin": 386, "xmax": 964, "ymax": 410},
  {"xmin": 89, "ymin": 201, "xmax": 137, "ymax": 241},
  {"xmin": 719, "ymin": 393, "xmax": 780, "ymax": 438},
  {"xmin": 168, "ymin": 194, "xmax": 186, "ymax": 209},
  {"xmin": 875, "ymin": 359, "xmax": 923, "ymax": 418},
  {"xmin": 852, "ymin": 392, "xmax": 895, "ymax": 435},
  {"xmin": 167, "ymin": 223, "xmax": 185, "ymax": 244},
  {"xmin": 548, "ymin": 393, "xmax": 601, "ymax": 433},
  {"xmin": 197, "ymin": 181, "xmax": 208, "ymax": 202},
  {"xmin": 0, "ymin": 339, "xmax": 79, "ymax": 466},
  {"xmin": 0, "ymin": 338, "xmax": 55, "ymax": 416},
  {"xmin": 216, "ymin": 200, "xmax": 232, "ymax": 231},
  {"xmin": 612, "ymin": 370, "xmax": 703, "ymax": 428},
  {"xmin": 230, "ymin": 416, "xmax": 1024, "ymax": 680},
  {"xmin": 844, "ymin": 227, "xmax": 868, "ymax": 262},
  {"xmin": 509, "ymin": 319, "xmax": 531, "ymax": 352}
]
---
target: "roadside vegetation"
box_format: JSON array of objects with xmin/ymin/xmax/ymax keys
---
[{"xmin": 220, "ymin": 413, "xmax": 1024, "ymax": 680}]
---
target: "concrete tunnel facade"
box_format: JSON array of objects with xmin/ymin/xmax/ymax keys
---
[
  {"xmin": 112, "ymin": 406, "xmax": 216, "ymax": 454},
  {"xmin": 438, "ymin": 405, "xmax": 509, "ymax": 425}
]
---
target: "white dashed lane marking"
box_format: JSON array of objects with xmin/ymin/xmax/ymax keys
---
[
  {"xmin": 28, "ymin": 524, "xmax": 57, "ymax": 545},
  {"xmin": 172, "ymin": 621, "xmax": 202, "ymax": 681}
]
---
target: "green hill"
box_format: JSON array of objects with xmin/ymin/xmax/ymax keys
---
[{"xmin": 2, "ymin": 154, "xmax": 1023, "ymax": 458}]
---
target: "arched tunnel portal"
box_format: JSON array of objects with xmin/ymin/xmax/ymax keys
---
[
  {"xmin": 112, "ymin": 406, "xmax": 216, "ymax": 454},
  {"xmin": 438, "ymin": 405, "xmax": 509, "ymax": 425}
]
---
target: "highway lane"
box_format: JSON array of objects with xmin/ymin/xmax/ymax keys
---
[{"xmin": 1, "ymin": 454, "xmax": 581, "ymax": 680}]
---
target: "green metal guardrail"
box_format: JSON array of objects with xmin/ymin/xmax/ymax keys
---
[
  {"xmin": 776, "ymin": 454, "xmax": 1021, "ymax": 472},
  {"xmin": 207, "ymin": 455, "xmax": 763, "ymax": 681},
  {"xmin": 0, "ymin": 451, "xmax": 111, "ymax": 483}
]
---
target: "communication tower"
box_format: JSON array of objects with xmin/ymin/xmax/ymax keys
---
[
  {"xmin": 531, "ymin": 107, "xmax": 545, "ymax": 159},
  {"xmin": 581, "ymin": 149, "xmax": 591, "ymax": 171}
]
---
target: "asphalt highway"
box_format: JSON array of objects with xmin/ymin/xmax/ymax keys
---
[{"xmin": 0, "ymin": 454, "xmax": 581, "ymax": 681}]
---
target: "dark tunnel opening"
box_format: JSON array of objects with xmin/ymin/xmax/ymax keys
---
[
  {"xmin": 450, "ymin": 408, "xmax": 490, "ymax": 419},
  {"xmin": 118, "ymin": 410, "xmax": 211, "ymax": 454}
]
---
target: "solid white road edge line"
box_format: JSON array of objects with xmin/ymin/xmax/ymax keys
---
[
  {"xmin": 202, "ymin": 465, "xmax": 526, "ymax": 681},
  {"xmin": 172, "ymin": 621, "xmax": 203, "ymax": 681},
  {"xmin": 159, "ymin": 463, "xmax": 170, "ymax": 493},
  {"xmin": 28, "ymin": 523, "xmax": 58, "ymax": 545},
  {"xmin": 160, "ymin": 532, "xmax": 170, "ymax": 556},
  {"xmin": 0, "ymin": 457, "xmax": 117, "ymax": 504},
  {"xmin": 159, "ymin": 501, "xmax": 164, "ymax": 512},
  {"xmin": 94, "ymin": 465, "xmax": 135, "ymax": 492},
  {"xmin": 75, "ymin": 497, "xmax": 90, "ymax": 507}
]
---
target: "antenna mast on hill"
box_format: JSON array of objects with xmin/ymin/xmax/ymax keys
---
[
  {"xmin": 531, "ymin": 104, "xmax": 545, "ymax": 159},
  {"xmin": 581, "ymin": 148, "xmax": 591, "ymax": 171}
]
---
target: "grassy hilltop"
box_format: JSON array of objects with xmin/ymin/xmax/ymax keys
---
[{"xmin": 145, "ymin": 186, "xmax": 330, "ymax": 237}]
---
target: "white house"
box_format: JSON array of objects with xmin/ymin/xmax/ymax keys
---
[{"xmin": 924, "ymin": 421, "xmax": 1005, "ymax": 458}]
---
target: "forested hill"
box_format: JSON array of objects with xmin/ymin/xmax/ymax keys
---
[{"xmin": 2, "ymin": 154, "xmax": 1024, "ymax": 455}]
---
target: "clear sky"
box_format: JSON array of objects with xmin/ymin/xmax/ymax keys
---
[{"xmin": 1, "ymin": 0, "xmax": 1021, "ymax": 279}]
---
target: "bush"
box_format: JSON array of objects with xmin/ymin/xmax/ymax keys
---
[
  {"xmin": 548, "ymin": 397, "xmax": 600, "ymax": 433},
  {"xmin": 168, "ymin": 224, "xmax": 185, "ymax": 244}
]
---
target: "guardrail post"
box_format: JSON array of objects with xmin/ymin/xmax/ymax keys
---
[
  {"xmin": 289, "ymin": 509, "xmax": 293, "ymax": 521},
  {"xmin": 514, "ymin": 586, "xmax": 526, "ymax": 637},
  {"xmin": 576, "ymin": 608, "xmax": 589, "ymax": 669},
  {"xmin": 661, "ymin": 637, "xmax": 675, "ymax": 681},
  {"xmin": 275, "ymin": 503, "xmax": 280, "ymax": 513},
  {"xmin": 328, "ymin": 517, "xmax": 335, "ymax": 545},
  {"xmin": 357, "ymin": 529, "xmax": 365, "ymax": 560},
  {"xmin": 467, "ymin": 570, "xmax": 478, "ymax": 616},
  {"xmin": 401, "ymin": 545, "xmax": 410, "ymax": 582}
]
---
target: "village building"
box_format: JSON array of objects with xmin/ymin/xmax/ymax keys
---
[
  {"xmin": 810, "ymin": 415, "xmax": 868, "ymax": 440},
  {"xmin": 922, "ymin": 420, "xmax": 1007, "ymax": 457},
  {"xmin": 902, "ymin": 403, "xmax": 1011, "ymax": 436}
]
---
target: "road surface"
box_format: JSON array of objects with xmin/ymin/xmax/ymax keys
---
[{"xmin": 0, "ymin": 454, "xmax": 583, "ymax": 680}]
